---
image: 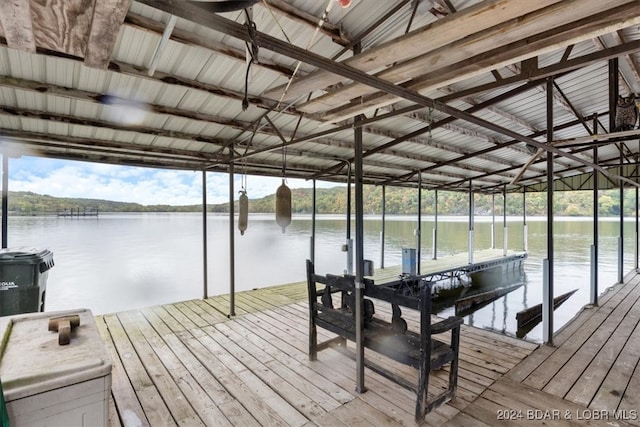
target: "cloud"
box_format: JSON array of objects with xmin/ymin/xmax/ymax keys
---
[{"xmin": 7, "ymin": 156, "xmax": 341, "ymax": 205}]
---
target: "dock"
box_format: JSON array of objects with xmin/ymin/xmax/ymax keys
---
[
  {"xmin": 97, "ymin": 268, "xmax": 640, "ymax": 426},
  {"xmin": 370, "ymin": 249, "xmax": 527, "ymax": 285},
  {"xmin": 97, "ymin": 278, "xmax": 539, "ymax": 426},
  {"xmin": 57, "ymin": 207, "xmax": 99, "ymax": 217}
]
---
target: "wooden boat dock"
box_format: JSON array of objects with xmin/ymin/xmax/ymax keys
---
[{"xmin": 97, "ymin": 264, "xmax": 640, "ymax": 426}]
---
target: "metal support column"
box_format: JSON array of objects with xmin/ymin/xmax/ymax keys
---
[
  {"xmin": 609, "ymin": 58, "xmax": 624, "ymax": 283},
  {"xmin": 202, "ymin": 170, "xmax": 208, "ymax": 299},
  {"xmin": 503, "ymin": 185, "xmax": 508, "ymax": 256},
  {"xmin": 417, "ymin": 173, "xmax": 422, "ymax": 274},
  {"xmin": 380, "ymin": 185, "xmax": 385, "ymax": 269},
  {"xmin": 637, "ymin": 142, "xmax": 639, "ymax": 271},
  {"xmin": 1, "ymin": 152, "xmax": 7, "ymax": 249},
  {"xmin": 523, "ymin": 189, "xmax": 528, "ymax": 252},
  {"xmin": 309, "ymin": 178, "xmax": 317, "ymax": 264},
  {"xmin": 633, "ymin": 177, "xmax": 640, "ymax": 270},
  {"xmin": 491, "ymin": 193, "xmax": 496, "ymax": 249},
  {"xmin": 228, "ymin": 162, "xmax": 236, "ymax": 317},
  {"xmin": 592, "ymin": 115, "xmax": 599, "ymax": 305},
  {"xmin": 433, "ymin": 190, "xmax": 438, "ymax": 260},
  {"xmin": 469, "ymin": 181, "xmax": 474, "ymax": 264},
  {"xmin": 354, "ymin": 115, "xmax": 366, "ymax": 393},
  {"xmin": 346, "ymin": 162, "xmax": 353, "ymax": 275},
  {"xmin": 311, "ymin": 179, "xmax": 316, "ymax": 264},
  {"xmin": 544, "ymin": 77, "xmax": 555, "ymax": 345}
]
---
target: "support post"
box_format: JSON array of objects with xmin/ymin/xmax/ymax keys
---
[
  {"xmin": 491, "ymin": 193, "xmax": 496, "ymax": 249},
  {"xmin": 592, "ymin": 117, "xmax": 599, "ymax": 305},
  {"xmin": 354, "ymin": 114, "xmax": 366, "ymax": 393},
  {"xmin": 633, "ymin": 181, "xmax": 640, "ymax": 270},
  {"xmin": 590, "ymin": 245, "xmax": 597, "ymax": 305},
  {"xmin": 417, "ymin": 173, "xmax": 422, "ymax": 274},
  {"xmin": 380, "ymin": 185, "xmax": 385, "ymax": 269},
  {"xmin": 311, "ymin": 179, "xmax": 316, "ymax": 264},
  {"xmin": 346, "ymin": 162, "xmax": 353, "ymax": 275},
  {"xmin": 1, "ymin": 152, "xmax": 7, "ymax": 249},
  {"xmin": 469, "ymin": 181, "xmax": 474, "ymax": 264},
  {"xmin": 544, "ymin": 77, "xmax": 554, "ymax": 345},
  {"xmin": 610, "ymin": 58, "xmax": 623, "ymax": 284},
  {"xmin": 433, "ymin": 189, "xmax": 438, "ymax": 260},
  {"xmin": 523, "ymin": 189, "xmax": 528, "ymax": 252},
  {"xmin": 503, "ymin": 185, "xmax": 508, "ymax": 256},
  {"xmin": 202, "ymin": 169, "xmax": 208, "ymax": 299},
  {"xmin": 228, "ymin": 161, "xmax": 236, "ymax": 317}
]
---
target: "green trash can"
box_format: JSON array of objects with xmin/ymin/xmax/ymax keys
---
[{"xmin": 0, "ymin": 248, "xmax": 54, "ymax": 317}]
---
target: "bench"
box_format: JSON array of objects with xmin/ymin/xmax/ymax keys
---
[{"xmin": 306, "ymin": 259, "xmax": 462, "ymax": 422}]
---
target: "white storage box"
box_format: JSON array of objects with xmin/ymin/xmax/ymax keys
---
[{"xmin": 0, "ymin": 309, "xmax": 112, "ymax": 427}]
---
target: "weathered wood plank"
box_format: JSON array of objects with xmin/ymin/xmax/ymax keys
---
[
  {"xmin": 589, "ymin": 312, "xmax": 640, "ymax": 411},
  {"xmin": 103, "ymin": 313, "xmax": 176, "ymax": 426},
  {"xmin": 116, "ymin": 311, "xmax": 206, "ymax": 426},
  {"xmin": 84, "ymin": 0, "xmax": 130, "ymax": 68},
  {"xmin": 189, "ymin": 326, "xmax": 308, "ymax": 426},
  {"xmin": 321, "ymin": 3, "xmax": 640, "ymax": 123},
  {"xmin": 488, "ymin": 379, "xmax": 630, "ymax": 427},
  {"xmin": 538, "ymin": 279, "xmax": 640, "ymax": 397},
  {"xmin": 180, "ymin": 299, "xmax": 226, "ymax": 326},
  {"xmin": 108, "ymin": 395, "xmax": 122, "ymax": 427},
  {"xmin": 173, "ymin": 301, "xmax": 210, "ymax": 328},
  {"xmin": 228, "ymin": 317, "xmax": 354, "ymax": 404},
  {"xmin": 443, "ymin": 411, "xmax": 492, "ymax": 427},
  {"xmin": 506, "ymin": 278, "xmax": 633, "ymax": 383},
  {"xmin": 563, "ymin": 291, "xmax": 640, "ymax": 406},
  {"xmin": 140, "ymin": 308, "xmax": 260, "ymax": 426},
  {"xmin": 177, "ymin": 327, "xmax": 289, "ymax": 426},
  {"xmin": 30, "ymin": 0, "xmax": 94, "ymax": 57},
  {"xmin": 95, "ymin": 315, "xmax": 150, "ymax": 427},
  {"xmin": 121, "ymin": 310, "xmax": 232, "ymax": 426},
  {"xmin": 298, "ymin": 0, "xmax": 631, "ymax": 115},
  {"xmin": 212, "ymin": 321, "xmax": 340, "ymax": 419},
  {"xmin": 263, "ymin": 0, "xmax": 560, "ymax": 101},
  {"xmin": 0, "ymin": 0, "xmax": 35, "ymax": 52},
  {"xmin": 522, "ymin": 276, "xmax": 640, "ymax": 391}
]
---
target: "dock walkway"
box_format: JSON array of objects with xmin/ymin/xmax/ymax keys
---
[
  {"xmin": 98, "ymin": 269, "xmax": 640, "ymax": 426},
  {"xmin": 97, "ymin": 279, "xmax": 536, "ymax": 426}
]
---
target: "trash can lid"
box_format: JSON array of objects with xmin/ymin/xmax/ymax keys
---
[
  {"xmin": 0, "ymin": 248, "xmax": 54, "ymax": 272},
  {"xmin": 0, "ymin": 247, "xmax": 53, "ymax": 263}
]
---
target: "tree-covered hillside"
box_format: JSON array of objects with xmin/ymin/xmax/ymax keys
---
[{"xmin": 6, "ymin": 186, "xmax": 638, "ymax": 217}]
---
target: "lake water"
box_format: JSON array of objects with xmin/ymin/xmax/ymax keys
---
[{"xmin": 5, "ymin": 213, "xmax": 636, "ymax": 342}]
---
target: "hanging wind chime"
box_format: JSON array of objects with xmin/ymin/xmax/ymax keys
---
[{"xmin": 275, "ymin": 147, "xmax": 291, "ymax": 233}]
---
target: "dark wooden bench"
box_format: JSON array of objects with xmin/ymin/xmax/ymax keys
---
[{"xmin": 306, "ymin": 259, "xmax": 462, "ymax": 423}]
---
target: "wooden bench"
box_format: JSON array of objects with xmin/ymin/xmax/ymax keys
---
[{"xmin": 306, "ymin": 259, "xmax": 462, "ymax": 423}]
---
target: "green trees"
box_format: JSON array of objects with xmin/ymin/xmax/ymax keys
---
[{"xmin": 4, "ymin": 187, "xmax": 638, "ymax": 216}]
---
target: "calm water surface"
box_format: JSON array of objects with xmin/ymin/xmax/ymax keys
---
[{"xmin": 6, "ymin": 213, "xmax": 636, "ymax": 342}]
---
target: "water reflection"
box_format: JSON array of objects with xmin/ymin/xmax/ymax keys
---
[{"xmin": 7, "ymin": 213, "xmax": 635, "ymax": 343}]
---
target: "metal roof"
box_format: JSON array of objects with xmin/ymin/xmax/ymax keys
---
[{"xmin": 1, "ymin": 0, "xmax": 640, "ymax": 193}]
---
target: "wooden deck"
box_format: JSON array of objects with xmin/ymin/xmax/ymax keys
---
[
  {"xmin": 99, "ymin": 269, "xmax": 640, "ymax": 426},
  {"xmin": 97, "ymin": 280, "xmax": 537, "ymax": 426},
  {"xmin": 445, "ymin": 270, "xmax": 640, "ymax": 426}
]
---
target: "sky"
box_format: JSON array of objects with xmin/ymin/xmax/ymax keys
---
[{"xmin": 8, "ymin": 156, "xmax": 339, "ymax": 206}]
